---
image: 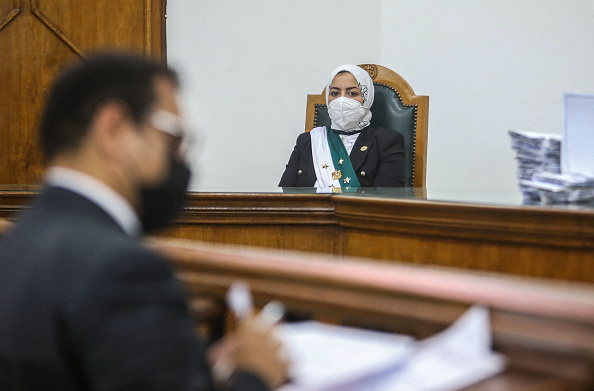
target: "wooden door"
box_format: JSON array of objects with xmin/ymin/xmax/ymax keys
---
[{"xmin": 0, "ymin": 0, "xmax": 165, "ymax": 185}]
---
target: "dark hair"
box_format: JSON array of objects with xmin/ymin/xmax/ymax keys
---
[{"xmin": 39, "ymin": 53, "xmax": 179, "ymax": 162}]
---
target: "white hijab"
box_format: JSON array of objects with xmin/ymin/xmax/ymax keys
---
[{"xmin": 325, "ymin": 64, "xmax": 375, "ymax": 131}]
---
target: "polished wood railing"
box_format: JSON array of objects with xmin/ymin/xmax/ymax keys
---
[{"xmin": 149, "ymin": 237, "xmax": 594, "ymax": 391}]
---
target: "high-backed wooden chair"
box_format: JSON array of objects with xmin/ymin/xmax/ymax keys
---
[{"xmin": 305, "ymin": 64, "xmax": 428, "ymax": 188}]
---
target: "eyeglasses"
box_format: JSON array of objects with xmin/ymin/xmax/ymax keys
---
[
  {"xmin": 149, "ymin": 109, "xmax": 193, "ymax": 156},
  {"xmin": 149, "ymin": 109, "xmax": 186, "ymax": 138}
]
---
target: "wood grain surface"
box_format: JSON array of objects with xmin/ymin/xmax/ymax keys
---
[{"xmin": 0, "ymin": 0, "xmax": 165, "ymax": 185}]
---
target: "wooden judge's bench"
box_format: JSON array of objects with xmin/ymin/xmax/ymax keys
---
[
  {"xmin": 1, "ymin": 187, "xmax": 594, "ymax": 389},
  {"xmin": 3, "ymin": 186, "xmax": 594, "ymax": 283},
  {"xmin": 164, "ymin": 187, "xmax": 594, "ymax": 283}
]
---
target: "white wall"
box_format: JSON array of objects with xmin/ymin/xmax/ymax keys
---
[
  {"xmin": 382, "ymin": 0, "xmax": 594, "ymax": 188},
  {"xmin": 167, "ymin": 0, "xmax": 594, "ymax": 190},
  {"xmin": 166, "ymin": 0, "xmax": 381, "ymax": 189}
]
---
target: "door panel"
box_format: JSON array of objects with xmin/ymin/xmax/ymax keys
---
[{"xmin": 0, "ymin": 0, "xmax": 165, "ymax": 184}]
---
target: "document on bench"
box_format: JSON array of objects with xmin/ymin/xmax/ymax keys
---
[{"xmin": 276, "ymin": 305, "xmax": 506, "ymax": 391}]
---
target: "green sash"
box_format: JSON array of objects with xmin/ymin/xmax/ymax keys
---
[{"xmin": 326, "ymin": 127, "xmax": 361, "ymax": 190}]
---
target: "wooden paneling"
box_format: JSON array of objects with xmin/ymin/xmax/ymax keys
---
[
  {"xmin": 164, "ymin": 225, "xmax": 341, "ymax": 254},
  {"xmin": 0, "ymin": 0, "xmax": 165, "ymax": 185},
  {"xmin": 333, "ymin": 196, "xmax": 594, "ymax": 282},
  {"xmin": 160, "ymin": 193, "xmax": 341, "ymax": 254},
  {"xmin": 0, "ymin": 187, "xmax": 36, "ymax": 218},
  {"xmin": 163, "ymin": 193, "xmax": 594, "ymax": 282},
  {"xmin": 2, "ymin": 190, "xmax": 594, "ymax": 282}
]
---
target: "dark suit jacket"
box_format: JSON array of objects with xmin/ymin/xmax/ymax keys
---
[
  {"xmin": 0, "ymin": 187, "xmax": 267, "ymax": 391},
  {"xmin": 278, "ymin": 126, "xmax": 405, "ymax": 188}
]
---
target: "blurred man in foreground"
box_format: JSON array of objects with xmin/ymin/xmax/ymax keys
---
[{"xmin": 0, "ymin": 53, "xmax": 287, "ymax": 390}]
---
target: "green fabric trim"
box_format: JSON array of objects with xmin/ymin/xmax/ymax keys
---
[{"xmin": 326, "ymin": 127, "xmax": 361, "ymax": 190}]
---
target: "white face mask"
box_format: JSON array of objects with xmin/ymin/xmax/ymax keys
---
[{"xmin": 327, "ymin": 97, "xmax": 367, "ymax": 131}]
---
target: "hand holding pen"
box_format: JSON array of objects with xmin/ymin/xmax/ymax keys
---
[
  {"xmin": 209, "ymin": 282, "xmax": 289, "ymax": 389},
  {"xmin": 226, "ymin": 281, "xmax": 285, "ymax": 327}
]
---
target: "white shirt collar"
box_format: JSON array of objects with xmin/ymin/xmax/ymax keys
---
[
  {"xmin": 340, "ymin": 133, "xmax": 361, "ymax": 155},
  {"xmin": 44, "ymin": 167, "xmax": 142, "ymax": 237}
]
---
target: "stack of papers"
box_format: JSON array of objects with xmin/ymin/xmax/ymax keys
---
[
  {"xmin": 508, "ymin": 129, "xmax": 561, "ymax": 203},
  {"xmin": 509, "ymin": 94, "xmax": 594, "ymax": 204},
  {"xmin": 521, "ymin": 171, "xmax": 594, "ymax": 204},
  {"xmin": 508, "ymin": 129, "xmax": 561, "ymax": 178},
  {"xmin": 276, "ymin": 306, "xmax": 505, "ymax": 391}
]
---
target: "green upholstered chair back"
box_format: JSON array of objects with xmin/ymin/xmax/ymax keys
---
[{"xmin": 305, "ymin": 64, "xmax": 428, "ymax": 188}]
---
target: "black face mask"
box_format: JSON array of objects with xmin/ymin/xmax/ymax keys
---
[{"xmin": 139, "ymin": 156, "xmax": 191, "ymax": 233}]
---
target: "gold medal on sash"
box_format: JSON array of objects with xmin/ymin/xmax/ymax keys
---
[{"xmin": 332, "ymin": 170, "xmax": 342, "ymax": 180}]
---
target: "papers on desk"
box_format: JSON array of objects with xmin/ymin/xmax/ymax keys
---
[
  {"xmin": 521, "ymin": 171, "xmax": 594, "ymax": 203},
  {"xmin": 509, "ymin": 93, "xmax": 594, "ymax": 204},
  {"xmin": 508, "ymin": 129, "xmax": 562, "ymax": 203},
  {"xmin": 276, "ymin": 306, "xmax": 505, "ymax": 391},
  {"xmin": 509, "ymin": 129, "xmax": 561, "ymax": 180},
  {"xmin": 276, "ymin": 322, "xmax": 415, "ymax": 390}
]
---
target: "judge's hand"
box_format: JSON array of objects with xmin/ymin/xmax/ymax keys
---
[{"xmin": 209, "ymin": 313, "xmax": 289, "ymax": 390}]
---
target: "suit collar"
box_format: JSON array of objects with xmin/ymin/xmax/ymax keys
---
[
  {"xmin": 38, "ymin": 187, "xmax": 129, "ymax": 236},
  {"xmin": 44, "ymin": 167, "xmax": 141, "ymax": 237}
]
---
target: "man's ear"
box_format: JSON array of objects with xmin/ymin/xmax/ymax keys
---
[{"xmin": 89, "ymin": 101, "xmax": 133, "ymax": 159}]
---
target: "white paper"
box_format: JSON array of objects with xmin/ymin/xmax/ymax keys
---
[
  {"xmin": 275, "ymin": 306, "xmax": 506, "ymax": 391},
  {"xmin": 359, "ymin": 306, "xmax": 506, "ymax": 391},
  {"xmin": 276, "ymin": 322, "xmax": 416, "ymax": 391},
  {"xmin": 562, "ymin": 93, "xmax": 594, "ymax": 177}
]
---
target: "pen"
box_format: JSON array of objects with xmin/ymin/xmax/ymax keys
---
[{"xmin": 226, "ymin": 281, "xmax": 285, "ymax": 327}]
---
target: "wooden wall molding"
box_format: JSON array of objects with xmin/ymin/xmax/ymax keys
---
[
  {"xmin": 30, "ymin": 0, "xmax": 84, "ymax": 57},
  {"xmin": 0, "ymin": 188, "xmax": 36, "ymax": 219},
  {"xmin": 0, "ymin": 0, "xmax": 166, "ymax": 185},
  {"xmin": 0, "ymin": 0, "xmax": 20, "ymax": 31},
  {"xmin": 144, "ymin": 0, "xmax": 152, "ymax": 55},
  {"xmin": 333, "ymin": 196, "xmax": 594, "ymax": 249},
  {"xmin": 179, "ymin": 193, "xmax": 336, "ymax": 225},
  {"xmin": 28, "ymin": 0, "xmax": 156, "ymax": 58}
]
